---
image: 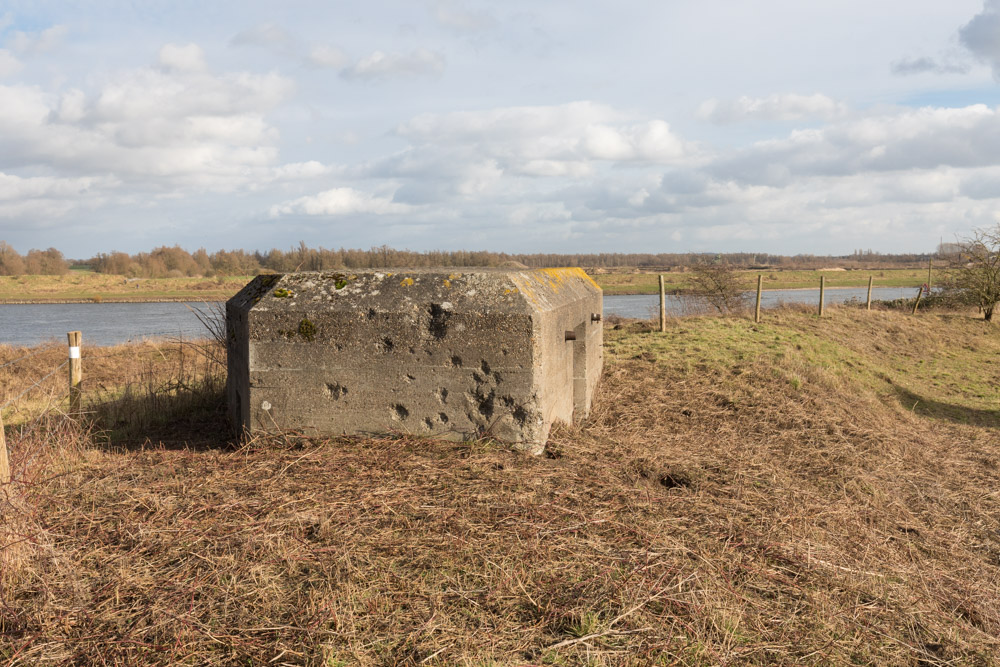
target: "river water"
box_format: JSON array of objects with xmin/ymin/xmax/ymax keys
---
[{"xmin": 0, "ymin": 286, "xmax": 920, "ymax": 347}]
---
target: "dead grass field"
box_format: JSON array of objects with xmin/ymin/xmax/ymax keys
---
[{"xmin": 2, "ymin": 306, "xmax": 999, "ymax": 665}]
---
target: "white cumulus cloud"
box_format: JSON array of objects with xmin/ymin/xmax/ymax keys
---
[
  {"xmin": 0, "ymin": 49, "xmax": 20, "ymax": 77},
  {"xmin": 342, "ymin": 49, "xmax": 445, "ymax": 80},
  {"xmin": 270, "ymin": 187, "xmax": 411, "ymax": 216},
  {"xmin": 308, "ymin": 44, "xmax": 349, "ymax": 69},
  {"xmin": 158, "ymin": 43, "xmax": 207, "ymax": 72},
  {"xmin": 8, "ymin": 24, "xmax": 67, "ymax": 54},
  {"xmin": 230, "ymin": 23, "xmax": 294, "ymax": 48},
  {"xmin": 394, "ymin": 101, "xmax": 691, "ymax": 178},
  {"xmin": 0, "ymin": 48, "xmax": 296, "ymax": 192},
  {"xmin": 432, "ymin": 0, "xmax": 496, "ymax": 32},
  {"xmin": 698, "ymin": 93, "xmax": 847, "ymax": 124},
  {"xmin": 710, "ymin": 104, "xmax": 1000, "ymax": 185}
]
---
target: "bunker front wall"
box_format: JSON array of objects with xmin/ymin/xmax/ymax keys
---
[{"xmin": 226, "ymin": 269, "xmax": 602, "ymax": 451}]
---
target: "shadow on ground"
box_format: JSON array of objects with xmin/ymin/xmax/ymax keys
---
[
  {"xmin": 89, "ymin": 381, "xmax": 238, "ymax": 451},
  {"xmin": 893, "ymin": 385, "xmax": 1000, "ymax": 427}
]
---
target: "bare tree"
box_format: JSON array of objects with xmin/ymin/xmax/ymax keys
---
[
  {"xmin": 688, "ymin": 261, "xmax": 752, "ymax": 314},
  {"xmin": 949, "ymin": 225, "xmax": 1000, "ymax": 321}
]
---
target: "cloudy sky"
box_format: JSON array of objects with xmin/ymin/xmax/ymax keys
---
[{"xmin": 2, "ymin": 0, "xmax": 1000, "ymax": 257}]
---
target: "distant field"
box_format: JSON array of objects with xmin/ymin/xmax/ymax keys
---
[
  {"xmin": 0, "ymin": 273, "xmax": 248, "ymax": 302},
  {"xmin": 594, "ymin": 267, "xmax": 930, "ymax": 294},
  {"xmin": 0, "ymin": 267, "xmax": 933, "ymax": 302}
]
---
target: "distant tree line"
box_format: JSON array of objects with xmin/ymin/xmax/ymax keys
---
[
  {"xmin": 0, "ymin": 242, "xmax": 69, "ymax": 276},
  {"xmin": 0, "ymin": 240, "xmax": 943, "ymax": 277}
]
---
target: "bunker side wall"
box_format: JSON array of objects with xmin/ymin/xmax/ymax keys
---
[{"xmin": 246, "ymin": 309, "xmax": 542, "ymax": 447}]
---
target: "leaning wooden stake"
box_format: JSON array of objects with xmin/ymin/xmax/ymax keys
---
[
  {"xmin": 866, "ymin": 275, "xmax": 874, "ymax": 311},
  {"xmin": 0, "ymin": 410, "xmax": 9, "ymax": 486},
  {"xmin": 818, "ymin": 276, "xmax": 826, "ymax": 317},
  {"xmin": 68, "ymin": 331, "xmax": 82, "ymax": 415},
  {"xmin": 911, "ymin": 287, "xmax": 923, "ymax": 315},
  {"xmin": 658, "ymin": 274, "xmax": 666, "ymax": 332},
  {"xmin": 754, "ymin": 274, "xmax": 763, "ymax": 323}
]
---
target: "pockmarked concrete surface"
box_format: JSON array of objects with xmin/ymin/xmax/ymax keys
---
[{"xmin": 226, "ymin": 268, "xmax": 602, "ymax": 453}]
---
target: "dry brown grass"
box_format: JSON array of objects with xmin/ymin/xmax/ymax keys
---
[{"xmin": 2, "ymin": 307, "xmax": 1000, "ymax": 665}]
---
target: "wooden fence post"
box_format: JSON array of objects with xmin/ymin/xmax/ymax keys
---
[
  {"xmin": 68, "ymin": 331, "xmax": 82, "ymax": 415},
  {"xmin": 911, "ymin": 287, "xmax": 923, "ymax": 315},
  {"xmin": 658, "ymin": 274, "xmax": 666, "ymax": 332},
  {"xmin": 818, "ymin": 276, "xmax": 826, "ymax": 317},
  {"xmin": 866, "ymin": 276, "xmax": 873, "ymax": 311},
  {"xmin": 0, "ymin": 410, "xmax": 8, "ymax": 486},
  {"xmin": 754, "ymin": 274, "xmax": 763, "ymax": 323}
]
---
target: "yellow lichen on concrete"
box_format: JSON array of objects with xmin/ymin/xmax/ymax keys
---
[
  {"xmin": 443, "ymin": 279, "xmax": 451, "ymax": 288},
  {"xmin": 400, "ymin": 277, "xmax": 414, "ymax": 287},
  {"xmin": 534, "ymin": 267, "xmax": 600, "ymax": 291},
  {"xmin": 510, "ymin": 267, "xmax": 600, "ymax": 310}
]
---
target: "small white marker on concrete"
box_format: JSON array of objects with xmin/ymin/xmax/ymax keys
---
[{"xmin": 261, "ymin": 401, "xmax": 271, "ymax": 410}]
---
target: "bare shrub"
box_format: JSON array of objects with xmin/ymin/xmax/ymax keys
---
[
  {"xmin": 687, "ymin": 261, "xmax": 753, "ymax": 314},
  {"xmin": 944, "ymin": 225, "xmax": 1000, "ymax": 321}
]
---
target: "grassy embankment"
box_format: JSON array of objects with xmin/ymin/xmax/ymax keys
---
[
  {"xmin": 0, "ymin": 268, "xmax": 928, "ymax": 302},
  {"xmin": 2, "ymin": 305, "xmax": 1000, "ymax": 664}
]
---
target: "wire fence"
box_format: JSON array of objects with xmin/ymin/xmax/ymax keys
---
[
  {"xmin": 1, "ymin": 330, "xmax": 224, "ymax": 421},
  {"xmin": 0, "ymin": 347, "xmax": 50, "ymax": 371},
  {"xmin": 0, "ymin": 361, "xmax": 69, "ymax": 412}
]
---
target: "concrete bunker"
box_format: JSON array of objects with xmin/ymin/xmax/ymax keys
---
[{"xmin": 226, "ymin": 268, "xmax": 603, "ymax": 454}]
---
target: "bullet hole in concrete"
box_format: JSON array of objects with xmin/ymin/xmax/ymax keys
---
[
  {"xmin": 480, "ymin": 360, "xmax": 491, "ymax": 375},
  {"xmin": 472, "ymin": 371, "xmax": 485, "ymax": 383},
  {"xmin": 450, "ymin": 355, "xmax": 463, "ymax": 368},
  {"xmin": 439, "ymin": 412, "xmax": 449, "ymax": 424},
  {"xmin": 392, "ymin": 404, "xmax": 409, "ymax": 421},
  {"xmin": 423, "ymin": 417, "xmax": 434, "ymax": 430},
  {"xmin": 478, "ymin": 396, "xmax": 495, "ymax": 420},
  {"xmin": 428, "ymin": 303, "xmax": 451, "ymax": 340},
  {"xmin": 512, "ymin": 405, "xmax": 529, "ymax": 426},
  {"xmin": 324, "ymin": 383, "xmax": 347, "ymax": 400},
  {"xmin": 409, "ymin": 346, "xmax": 416, "ymax": 355},
  {"xmin": 366, "ymin": 308, "xmax": 377, "ymax": 320},
  {"xmin": 470, "ymin": 388, "xmax": 495, "ymax": 421},
  {"xmin": 435, "ymin": 388, "xmax": 449, "ymax": 404},
  {"xmin": 377, "ymin": 336, "xmax": 394, "ymax": 353}
]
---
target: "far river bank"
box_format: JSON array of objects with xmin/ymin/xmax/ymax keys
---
[{"xmin": 1, "ymin": 287, "xmax": 919, "ymax": 347}]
